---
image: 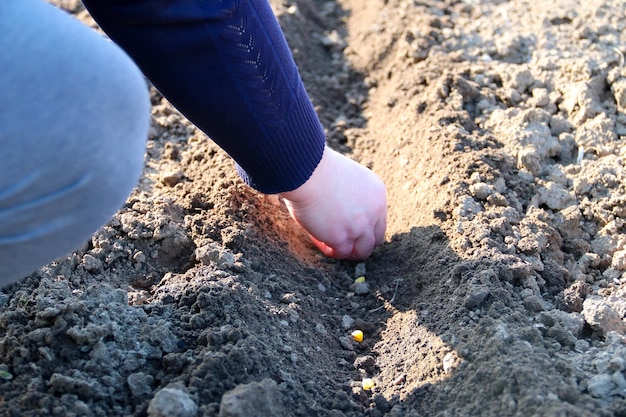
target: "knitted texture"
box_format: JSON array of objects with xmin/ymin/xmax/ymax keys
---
[{"xmin": 83, "ymin": 0, "xmax": 326, "ymax": 193}]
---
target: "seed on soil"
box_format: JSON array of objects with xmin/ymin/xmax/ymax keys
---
[
  {"xmin": 351, "ymin": 330, "xmax": 364, "ymax": 343},
  {"xmin": 362, "ymin": 378, "xmax": 375, "ymax": 391}
]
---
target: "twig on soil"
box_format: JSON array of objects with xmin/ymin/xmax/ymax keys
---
[
  {"xmin": 614, "ymin": 47, "xmax": 625, "ymax": 67},
  {"xmin": 369, "ymin": 279, "xmax": 401, "ymax": 313},
  {"xmin": 576, "ymin": 146, "xmax": 585, "ymax": 164}
]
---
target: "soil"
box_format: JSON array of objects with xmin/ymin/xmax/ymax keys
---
[{"xmin": 3, "ymin": 0, "xmax": 626, "ymax": 416}]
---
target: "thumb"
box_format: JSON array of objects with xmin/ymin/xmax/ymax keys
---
[
  {"xmin": 310, "ymin": 236, "xmax": 360, "ymax": 259},
  {"xmin": 310, "ymin": 236, "xmax": 334, "ymax": 257}
]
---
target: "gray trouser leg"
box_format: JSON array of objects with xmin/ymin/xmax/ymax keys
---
[{"xmin": 0, "ymin": 0, "xmax": 150, "ymax": 286}]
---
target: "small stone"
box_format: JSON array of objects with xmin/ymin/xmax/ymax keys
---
[
  {"xmin": 392, "ymin": 374, "xmax": 407, "ymax": 386},
  {"xmin": 561, "ymin": 281, "xmax": 590, "ymax": 313},
  {"xmin": 69, "ymin": 400, "xmax": 91, "ymax": 416},
  {"xmin": 82, "ymin": 254, "xmax": 103, "ymax": 273},
  {"xmin": 611, "ymin": 249, "xmax": 626, "ymax": 271},
  {"xmin": 163, "ymin": 143, "xmax": 180, "ymax": 160},
  {"xmin": 195, "ymin": 243, "xmax": 236, "ymax": 268},
  {"xmin": 341, "ymin": 315, "xmax": 355, "ymax": 330},
  {"xmin": 147, "ymin": 387, "xmax": 197, "ymax": 417},
  {"xmin": 530, "ymin": 87, "xmax": 550, "ymax": 107},
  {"xmin": 219, "ymin": 379, "xmax": 284, "ymax": 417},
  {"xmin": 354, "ymin": 262, "xmax": 367, "ymax": 278},
  {"xmin": 457, "ymin": 196, "xmax": 482, "ymax": 220},
  {"xmin": 160, "ymin": 171, "xmax": 184, "ymax": 187},
  {"xmin": 556, "ymin": 384, "xmax": 580, "ymax": 404},
  {"xmin": 546, "ymin": 325, "xmax": 576, "ymax": 348},
  {"xmin": 373, "ymin": 394, "xmax": 392, "ymax": 413},
  {"xmin": 612, "ymin": 78, "xmax": 626, "ymax": 110},
  {"xmin": 353, "ymin": 282, "xmax": 370, "ymax": 295},
  {"xmin": 0, "ymin": 293, "xmax": 8, "ymax": 308},
  {"xmin": 613, "ymin": 371, "xmax": 626, "ymax": 390},
  {"xmin": 582, "ymin": 295, "xmax": 626, "ymax": 336},
  {"xmin": 545, "ymin": 309, "xmax": 585, "ymax": 337},
  {"xmin": 469, "ymin": 182, "xmax": 494, "ymax": 201},
  {"xmin": 49, "ymin": 373, "xmax": 96, "ymax": 397},
  {"xmin": 339, "ymin": 336, "xmax": 354, "ymax": 351},
  {"xmin": 587, "ymin": 374, "xmax": 614, "ymax": 398},
  {"xmin": 550, "ymin": 115, "xmax": 572, "ymax": 136},
  {"xmin": 280, "ymin": 293, "xmax": 298, "ymax": 304},
  {"xmin": 353, "ymin": 355, "xmax": 376, "ymax": 373},
  {"xmin": 464, "ymin": 290, "xmax": 490, "ymax": 310},
  {"xmin": 536, "ymin": 182, "xmax": 574, "ymax": 210},
  {"xmin": 315, "ymin": 323, "xmax": 327, "ymax": 335},
  {"xmin": 574, "ymin": 339, "xmax": 591, "ymax": 352},
  {"xmin": 523, "ymin": 295, "xmax": 545, "ymax": 312},
  {"xmin": 442, "ymin": 352, "xmax": 456, "ymax": 373},
  {"xmin": 518, "ymin": 147, "xmax": 542, "ymax": 176},
  {"xmin": 609, "ymin": 356, "xmax": 625, "ymax": 372},
  {"xmin": 127, "ymin": 372, "xmax": 154, "ymax": 398}
]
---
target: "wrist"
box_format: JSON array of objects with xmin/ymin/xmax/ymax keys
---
[{"xmin": 279, "ymin": 145, "xmax": 330, "ymax": 205}]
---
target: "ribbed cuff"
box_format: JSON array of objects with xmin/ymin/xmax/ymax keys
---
[{"xmin": 234, "ymin": 81, "xmax": 326, "ymax": 194}]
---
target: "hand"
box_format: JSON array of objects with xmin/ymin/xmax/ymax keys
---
[{"xmin": 279, "ymin": 146, "xmax": 387, "ymax": 259}]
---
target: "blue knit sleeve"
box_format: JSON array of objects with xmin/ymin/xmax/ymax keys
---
[{"xmin": 81, "ymin": 0, "xmax": 326, "ymax": 194}]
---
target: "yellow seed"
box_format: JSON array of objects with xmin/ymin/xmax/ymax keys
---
[
  {"xmin": 351, "ymin": 330, "xmax": 364, "ymax": 343},
  {"xmin": 355, "ymin": 276, "xmax": 366, "ymax": 283},
  {"xmin": 362, "ymin": 378, "xmax": 375, "ymax": 391}
]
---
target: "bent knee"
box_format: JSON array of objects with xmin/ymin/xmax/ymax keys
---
[
  {"xmin": 0, "ymin": 0, "xmax": 150, "ymax": 286},
  {"xmin": 0, "ymin": 160, "xmax": 140, "ymax": 287}
]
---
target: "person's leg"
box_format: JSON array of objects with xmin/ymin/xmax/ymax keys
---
[
  {"xmin": 0, "ymin": 0, "xmax": 150, "ymax": 287},
  {"xmin": 82, "ymin": 0, "xmax": 326, "ymax": 194}
]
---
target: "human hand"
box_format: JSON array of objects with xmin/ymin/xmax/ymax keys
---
[{"xmin": 279, "ymin": 146, "xmax": 387, "ymax": 260}]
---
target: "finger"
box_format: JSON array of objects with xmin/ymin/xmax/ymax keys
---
[
  {"xmin": 329, "ymin": 241, "xmax": 356, "ymax": 259},
  {"xmin": 373, "ymin": 216, "xmax": 387, "ymax": 246},
  {"xmin": 350, "ymin": 232, "xmax": 376, "ymax": 260},
  {"xmin": 310, "ymin": 236, "xmax": 333, "ymax": 257},
  {"xmin": 312, "ymin": 235, "xmax": 355, "ymax": 259}
]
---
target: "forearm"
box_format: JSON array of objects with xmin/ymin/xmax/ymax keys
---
[{"xmin": 82, "ymin": 0, "xmax": 326, "ymax": 194}]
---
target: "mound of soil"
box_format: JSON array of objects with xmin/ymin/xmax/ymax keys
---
[{"xmin": 3, "ymin": 0, "xmax": 626, "ymax": 416}]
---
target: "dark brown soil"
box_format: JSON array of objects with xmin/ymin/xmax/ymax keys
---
[{"xmin": 3, "ymin": 0, "xmax": 626, "ymax": 416}]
